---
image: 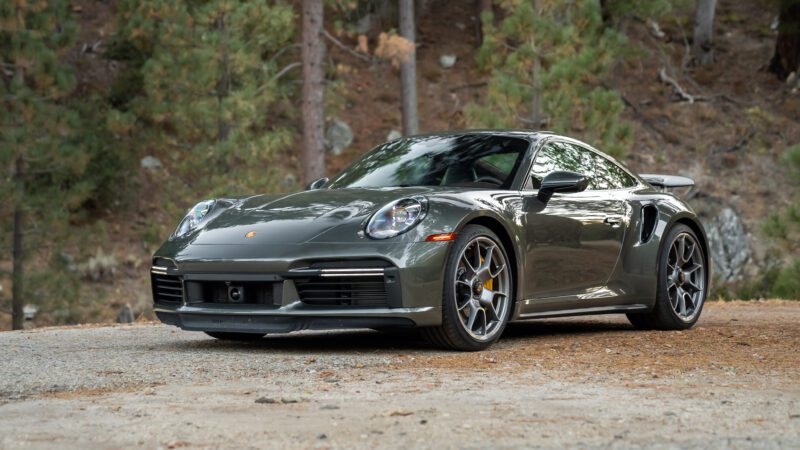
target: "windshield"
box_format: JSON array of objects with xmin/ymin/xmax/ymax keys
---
[{"xmin": 327, "ymin": 135, "xmax": 529, "ymax": 189}]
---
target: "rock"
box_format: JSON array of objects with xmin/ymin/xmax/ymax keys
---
[
  {"xmin": 59, "ymin": 252, "xmax": 78, "ymax": 272},
  {"xmin": 705, "ymin": 207, "xmax": 751, "ymax": 281},
  {"xmin": 140, "ymin": 156, "xmax": 162, "ymax": 170},
  {"xmin": 386, "ymin": 130, "xmax": 402, "ymax": 141},
  {"xmin": 647, "ymin": 20, "xmax": 666, "ymax": 39},
  {"xmin": 282, "ymin": 173, "xmax": 297, "ymax": 188},
  {"xmin": 439, "ymin": 54, "xmax": 457, "ymax": 69},
  {"xmin": 116, "ymin": 304, "xmax": 135, "ymax": 324},
  {"xmin": 255, "ymin": 397, "xmax": 277, "ymax": 404},
  {"xmin": 23, "ymin": 305, "xmax": 38, "ymax": 321},
  {"xmin": 325, "ymin": 119, "xmax": 353, "ymax": 156}
]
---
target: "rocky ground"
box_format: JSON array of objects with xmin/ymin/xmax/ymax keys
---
[{"xmin": 1, "ymin": 301, "xmax": 798, "ymax": 449}]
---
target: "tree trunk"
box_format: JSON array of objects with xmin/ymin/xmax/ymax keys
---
[
  {"xmin": 530, "ymin": 0, "xmax": 542, "ymax": 128},
  {"xmin": 12, "ymin": 157, "xmax": 24, "ymax": 331},
  {"xmin": 770, "ymin": 0, "xmax": 800, "ymax": 80},
  {"xmin": 691, "ymin": 0, "xmax": 717, "ymax": 66},
  {"xmin": 477, "ymin": 0, "xmax": 493, "ymax": 44},
  {"xmin": 399, "ymin": 0, "xmax": 419, "ymax": 136},
  {"xmin": 216, "ymin": 13, "xmax": 231, "ymax": 143},
  {"xmin": 599, "ymin": 0, "xmax": 612, "ymax": 26},
  {"xmin": 301, "ymin": 0, "xmax": 326, "ymax": 184}
]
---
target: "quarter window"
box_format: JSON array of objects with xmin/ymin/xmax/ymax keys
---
[
  {"xmin": 585, "ymin": 151, "xmax": 636, "ymax": 190},
  {"xmin": 528, "ymin": 141, "xmax": 636, "ymax": 191},
  {"xmin": 528, "ymin": 142, "xmax": 593, "ymax": 189}
]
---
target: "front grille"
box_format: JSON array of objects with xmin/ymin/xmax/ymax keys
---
[
  {"xmin": 152, "ymin": 274, "xmax": 183, "ymax": 303},
  {"xmin": 295, "ymin": 276, "xmax": 389, "ymax": 307},
  {"xmin": 184, "ymin": 281, "xmax": 278, "ymax": 305}
]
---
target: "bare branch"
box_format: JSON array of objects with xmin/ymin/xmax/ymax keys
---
[
  {"xmin": 322, "ymin": 29, "xmax": 373, "ymax": 62},
  {"xmin": 658, "ymin": 67, "xmax": 710, "ymax": 103},
  {"xmin": 271, "ymin": 62, "xmax": 301, "ymax": 82}
]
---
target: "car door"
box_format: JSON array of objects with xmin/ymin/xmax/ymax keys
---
[{"xmin": 521, "ymin": 140, "xmax": 630, "ymax": 300}]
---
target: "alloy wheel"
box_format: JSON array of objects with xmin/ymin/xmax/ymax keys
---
[
  {"xmin": 453, "ymin": 237, "xmax": 511, "ymax": 341},
  {"xmin": 666, "ymin": 232, "xmax": 706, "ymax": 322}
]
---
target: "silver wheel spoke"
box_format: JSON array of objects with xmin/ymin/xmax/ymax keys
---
[
  {"xmin": 477, "ymin": 245, "xmax": 495, "ymax": 283},
  {"xmin": 678, "ymin": 288, "xmax": 687, "ymax": 316},
  {"xmin": 456, "ymin": 280, "xmax": 472, "ymax": 290},
  {"xmin": 462, "ymin": 255, "xmax": 477, "ymax": 277},
  {"xmin": 685, "ymin": 263, "xmax": 702, "ymax": 275},
  {"xmin": 465, "ymin": 303, "xmax": 478, "ymax": 331},
  {"xmin": 684, "ymin": 242, "xmax": 695, "ymax": 264},
  {"xmin": 677, "ymin": 236, "xmax": 687, "ymax": 265},
  {"xmin": 490, "ymin": 264, "xmax": 506, "ymax": 278},
  {"xmin": 473, "ymin": 243, "xmax": 482, "ymax": 274}
]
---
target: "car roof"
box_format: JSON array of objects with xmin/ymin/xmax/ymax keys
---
[{"xmin": 402, "ymin": 130, "xmax": 555, "ymax": 140}]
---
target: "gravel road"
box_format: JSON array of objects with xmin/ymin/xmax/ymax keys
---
[{"xmin": 1, "ymin": 301, "xmax": 798, "ymax": 449}]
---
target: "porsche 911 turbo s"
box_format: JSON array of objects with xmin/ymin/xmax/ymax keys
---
[{"xmin": 151, "ymin": 131, "xmax": 709, "ymax": 351}]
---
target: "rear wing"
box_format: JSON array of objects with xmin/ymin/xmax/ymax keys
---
[{"xmin": 639, "ymin": 174, "xmax": 695, "ymax": 189}]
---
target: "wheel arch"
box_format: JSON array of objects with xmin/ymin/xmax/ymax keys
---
[{"xmin": 460, "ymin": 215, "xmax": 521, "ymax": 306}]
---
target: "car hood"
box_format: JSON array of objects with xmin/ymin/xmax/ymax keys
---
[{"xmin": 192, "ymin": 187, "xmax": 434, "ymax": 245}]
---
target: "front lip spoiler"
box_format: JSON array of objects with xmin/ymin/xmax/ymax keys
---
[
  {"xmin": 155, "ymin": 302, "xmax": 434, "ymax": 317},
  {"xmin": 154, "ymin": 302, "xmax": 441, "ymax": 333}
]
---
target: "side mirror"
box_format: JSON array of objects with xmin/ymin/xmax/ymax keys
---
[
  {"xmin": 306, "ymin": 177, "xmax": 329, "ymax": 190},
  {"xmin": 538, "ymin": 171, "xmax": 589, "ymax": 202}
]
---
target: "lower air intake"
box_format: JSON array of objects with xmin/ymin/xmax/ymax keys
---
[
  {"xmin": 295, "ymin": 276, "xmax": 389, "ymax": 307},
  {"xmin": 152, "ymin": 273, "xmax": 183, "ymax": 304}
]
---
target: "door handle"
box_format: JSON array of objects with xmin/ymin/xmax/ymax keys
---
[{"xmin": 603, "ymin": 216, "xmax": 622, "ymax": 227}]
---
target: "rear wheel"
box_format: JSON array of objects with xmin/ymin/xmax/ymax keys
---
[
  {"xmin": 627, "ymin": 224, "xmax": 707, "ymax": 330},
  {"xmin": 422, "ymin": 225, "xmax": 513, "ymax": 351},
  {"xmin": 204, "ymin": 332, "xmax": 266, "ymax": 341}
]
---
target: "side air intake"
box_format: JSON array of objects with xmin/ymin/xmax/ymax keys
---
[{"xmin": 641, "ymin": 204, "xmax": 658, "ymax": 243}]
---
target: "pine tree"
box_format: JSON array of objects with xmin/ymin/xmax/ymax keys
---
[
  {"xmin": 466, "ymin": 0, "xmax": 632, "ymax": 158},
  {"xmin": 0, "ymin": 0, "xmax": 87, "ymax": 329},
  {"xmin": 764, "ymin": 145, "xmax": 800, "ymax": 298},
  {"xmin": 116, "ymin": 0, "xmax": 296, "ymax": 197}
]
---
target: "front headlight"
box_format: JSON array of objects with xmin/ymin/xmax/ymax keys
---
[
  {"xmin": 172, "ymin": 200, "xmax": 215, "ymax": 238},
  {"xmin": 366, "ymin": 197, "xmax": 428, "ymax": 239}
]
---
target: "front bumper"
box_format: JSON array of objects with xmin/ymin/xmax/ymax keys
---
[{"xmin": 151, "ymin": 241, "xmax": 449, "ymax": 333}]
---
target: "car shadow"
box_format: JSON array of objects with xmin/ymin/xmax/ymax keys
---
[{"xmin": 157, "ymin": 317, "xmax": 637, "ymax": 354}]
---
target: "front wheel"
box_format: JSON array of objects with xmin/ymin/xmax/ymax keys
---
[
  {"xmin": 627, "ymin": 224, "xmax": 707, "ymax": 330},
  {"xmin": 422, "ymin": 225, "xmax": 514, "ymax": 351}
]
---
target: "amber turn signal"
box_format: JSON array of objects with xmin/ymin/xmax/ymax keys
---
[{"xmin": 425, "ymin": 232, "xmax": 457, "ymax": 242}]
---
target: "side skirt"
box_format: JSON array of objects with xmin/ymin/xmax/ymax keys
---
[{"xmin": 511, "ymin": 304, "xmax": 650, "ymax": 321}]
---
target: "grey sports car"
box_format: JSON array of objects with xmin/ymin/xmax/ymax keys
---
[{"xmin": 152, "ymin": 131, "xmax": 709, "ymax": 350}]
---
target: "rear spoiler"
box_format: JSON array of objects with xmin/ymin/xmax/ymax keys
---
[{"xmin": 639, "ymin": 174, "xmax": 695, "ymax": 189}]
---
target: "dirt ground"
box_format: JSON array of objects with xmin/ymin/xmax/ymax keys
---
[{"xmin": 1, "ymin": 301, "xmax": 798, "ymax": 449}]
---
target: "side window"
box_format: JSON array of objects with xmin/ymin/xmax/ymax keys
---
[
  {"xmin": 586, "ymin": 151, "xmax": 636, "ymax": 190},
  {"xmin": 528, "ymin": 141, "xmax": 593, "ymax": 189}
]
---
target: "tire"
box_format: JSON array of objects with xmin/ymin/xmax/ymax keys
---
[
  {"xmin": 421, "ymin": 225, "xmax": 514, "ymax": 351},
  {"xmin": 627, "ymin": 223, "xmax": 707, "ymax": 330},
  {"xmin": 204, "ymin": 332, "xmax": 266, "ymax": 341}
]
